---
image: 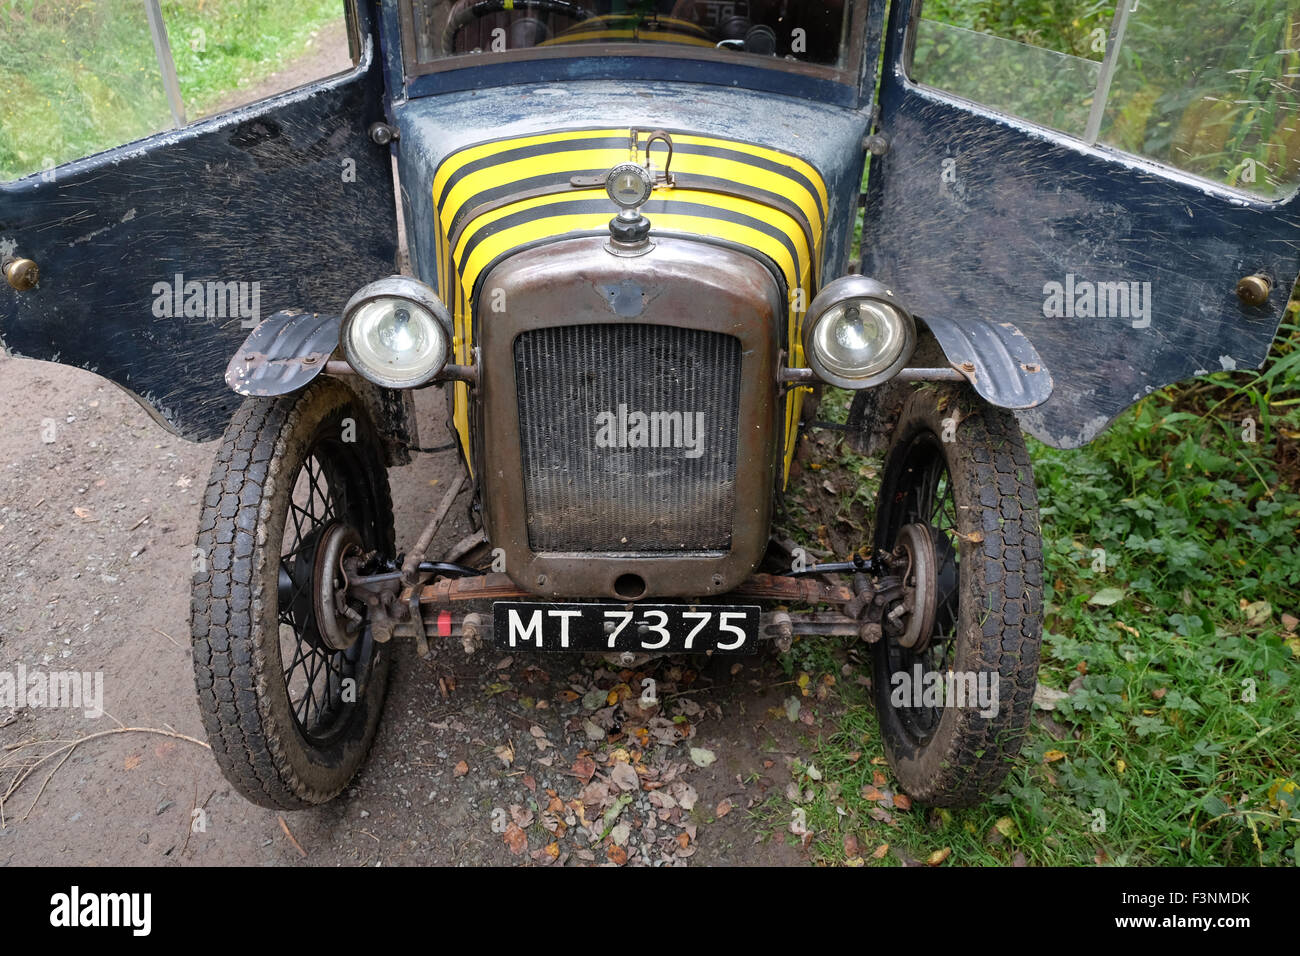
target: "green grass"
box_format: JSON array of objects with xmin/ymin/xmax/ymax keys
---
[
  {"xmin": 1, "ymin": 0, "xmax": 345, "ymax": 181},
  {"xmin": 763, "ymin": 322, "xmax": 1300, "ymax": 866}
]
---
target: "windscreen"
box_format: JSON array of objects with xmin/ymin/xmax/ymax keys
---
[{"xmin": 403, "ymin": 0, "xmax": 855, "ymax": 73}]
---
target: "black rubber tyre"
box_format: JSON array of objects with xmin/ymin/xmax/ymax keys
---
[
  {"xmin": 871, "ymin": 384, "xmax": 1042, "ymax": 806},
  {"xmin": 191, "ymin": 379, "xmax": 395, "ymax": 809}
]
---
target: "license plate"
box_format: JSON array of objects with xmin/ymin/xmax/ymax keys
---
[{"xmin": 492, "ymin": 602, "xmax": 761, "ymax": 654}]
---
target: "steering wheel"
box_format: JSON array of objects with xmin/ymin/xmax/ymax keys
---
[{"xmin": 440, "ymin": 0, "xmax": 597, "ymax": 54}]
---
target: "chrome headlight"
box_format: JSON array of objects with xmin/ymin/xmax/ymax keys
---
[
  {"xmin": 801, "ymin": 276, "xmax": 916, "ymax": 389},
  {"xmin": 340, "ymin": 276, "xmax": 452, "ymax": 389}
]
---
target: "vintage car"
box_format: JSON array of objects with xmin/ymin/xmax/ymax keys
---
[{"xmin": 2, "ymin": 0, "xmax": 1297, "ymax": 810}]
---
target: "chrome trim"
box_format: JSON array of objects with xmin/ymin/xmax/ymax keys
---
[{"xmin": 800, "ymin": 274, "xmax": 917, "ymax": 390}]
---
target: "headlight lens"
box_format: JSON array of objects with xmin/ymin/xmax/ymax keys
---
[
  {"xmin": 341, "ymin": 277, "xmax": 451, "ymax": 388},
  {"xmin": 802, "ymin": 277, "xmax": 915, "ymax": 389}
]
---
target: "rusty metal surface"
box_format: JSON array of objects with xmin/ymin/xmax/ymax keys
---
[
  {"xmin": 410, "ymin": 570, "xmax": 855, "ymax": 608},
  {"xmin": 224, "ymin": 311, "xmax": 339, "ymax": 397},
  {"xmin": 400, "ymin": 473, "xmax": 466, "ymax": 585},
  {"xmin": 729, "ymin": 573, "xmax": 855, "ymax": 605},
  {"xmin": 475, "ymin": 235, "xmax": 783, "ymax": 601},
  {"xmin": 918, "ymin": 314, "xmax": 1053, "ymax": 409},
  {"xmin": 415, "ymin": 572, "xmax": 529, "ymax": 605}
]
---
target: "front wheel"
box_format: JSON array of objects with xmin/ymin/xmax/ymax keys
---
[
  {"xmin": 870, "ymin": 384, "xmax": 1043, "ymax": 806},
  {"xmin": 191, "ymin": 379, "xmax": 395, "ymax": 809}
]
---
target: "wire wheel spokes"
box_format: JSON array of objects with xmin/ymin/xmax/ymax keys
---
[
  {"xmin": 883, "ymin": 436, "xmax": 963, "ymax": 743},
  {"xmin": 277, "ymin": 444, "xmax": 371, "ymax": 745}
]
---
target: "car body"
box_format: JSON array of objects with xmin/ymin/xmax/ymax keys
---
[{"xmin": 3, "ymin": 0, "xmax": 1297, "ymax": 808}]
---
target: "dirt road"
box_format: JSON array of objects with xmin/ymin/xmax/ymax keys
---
[{"xmin": 0, "ymin": 352, "xmax": 831, "ymax": 865}]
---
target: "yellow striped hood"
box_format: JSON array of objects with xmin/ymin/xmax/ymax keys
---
[{"xmin": 430, "ymin": 127, "xmax": 830, "ymax": 479}]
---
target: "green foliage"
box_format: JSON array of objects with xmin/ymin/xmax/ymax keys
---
[
  {"xmin": 916, "ymin": 0, "xmax": 1300, "ymax": 196},
  {"xmin": 0, "ymin": 0, "xmax": 343, "ymax": 180},
  {"xmin": 764, "ymin": 321, "xmax": 1300, "ymax": 866}
]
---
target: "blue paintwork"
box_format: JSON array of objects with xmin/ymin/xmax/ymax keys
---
[
  {"xmin": 404, "ymin": 56, "xmax": 861, "ymax": 108},
  {"xmin": 392, "ymin": 83, "xmax": 872, "ymax": 299},
  {"xmin": 862, "ymin": 0, "xmax": 1300, "ymax": 448}
]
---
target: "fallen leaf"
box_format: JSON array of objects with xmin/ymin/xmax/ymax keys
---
[
  {"xmin": 610, "ymin": 761, "xmax": 640, "ymax": 792},
  {"xmin": 689, "ymin": 747, "xmax": 717, "ymax": 768},
  {"xmin": 873, "ymin": 770, "xmax": 887, "ymax": 787},
  {"xmin": 872, "ymin": 843, "xmax": 890, "ymax": 859},
  {"xmin": 73, "ymin": 507, "xmax": 92, "ymax": 520},
  {"xmin": 1242, "ymin": 599, "xmax": 1272, "ymax": 628},
  {"xmin": 926, "ymin": 847, "xmax": 952, "ymax": 866},
  {"xmin": 509, "ymin": 804, "xmax": 534, "ymax": 828},
  {"xmin": 124, "ymin": 754, "xmax": 141, "ymax": 771},
  {"xmin": 1044, "ymin": 750, "xmax": 1067, "ymax": 763},
  {"xmin": 493, "ymin": 743, "xmax": 514, "ymax": 766},
  {"xmin": 453, "ymin": 760, "xmax": 469, "ymax": 778},
  {"xmin": 716, "ymin": 798, "xmax": 733, "ymax": 818},
  {"xmin": 572, "ymin": 755, "xmax": 597, "ymax": 784},
  {"xmin": 893, "ymin": 793, "xmax": 912, "ymax": 811},
  {"xmin": 994, "ymin": 816, "xmax": 1018, "ymax": 839},
  {"xmin": 503, "ymin": 823, "xmax": 527, "ymax": 855},
  {"xmin": 606, "ymin": 845, "xmax": 628, "ymax": 865}
]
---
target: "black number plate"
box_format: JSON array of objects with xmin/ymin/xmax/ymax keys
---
[{"xmin": 492, "ymin": 602, "xmax": 760, "ymax": 655}]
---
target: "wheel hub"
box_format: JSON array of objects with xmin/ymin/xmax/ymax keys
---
[
  {"xmin": 312, "ymin": 523, "xmax": 366, "ymax": 652},
  {"xmin": 889, "ymin": 522, "xmax": 940, "ymax": 652}
]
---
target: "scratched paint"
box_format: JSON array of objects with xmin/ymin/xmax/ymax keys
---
[{"xmin": 863, "ymin": 0, "xmax": 1300, "ymax": 449}]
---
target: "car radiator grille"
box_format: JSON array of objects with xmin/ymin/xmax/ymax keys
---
[{"xmin": 514, "ymin": 324, "xmax": 742, "ymax": 553}]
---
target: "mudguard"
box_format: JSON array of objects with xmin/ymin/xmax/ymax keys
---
[
  {"xmin": 225, "ymin": 311, "xmax": 340, "ymax": 397},
  {"xmin": 919, "ymin": 314, "xmax": 1053, "ymax": 410}
]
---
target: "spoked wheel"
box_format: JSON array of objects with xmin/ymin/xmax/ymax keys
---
[
  {"xmin": 870, "ymin": 384, "xmax": 1043, "ymax": 806},
  {"xmin": 191, "ymin": 379, "xmax": 394, "ymax": 809}
]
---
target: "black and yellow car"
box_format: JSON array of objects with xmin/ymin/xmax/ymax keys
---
[{"xmin": 3, "ymin": 0, "xmax": 1297, "ymax": 810}]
